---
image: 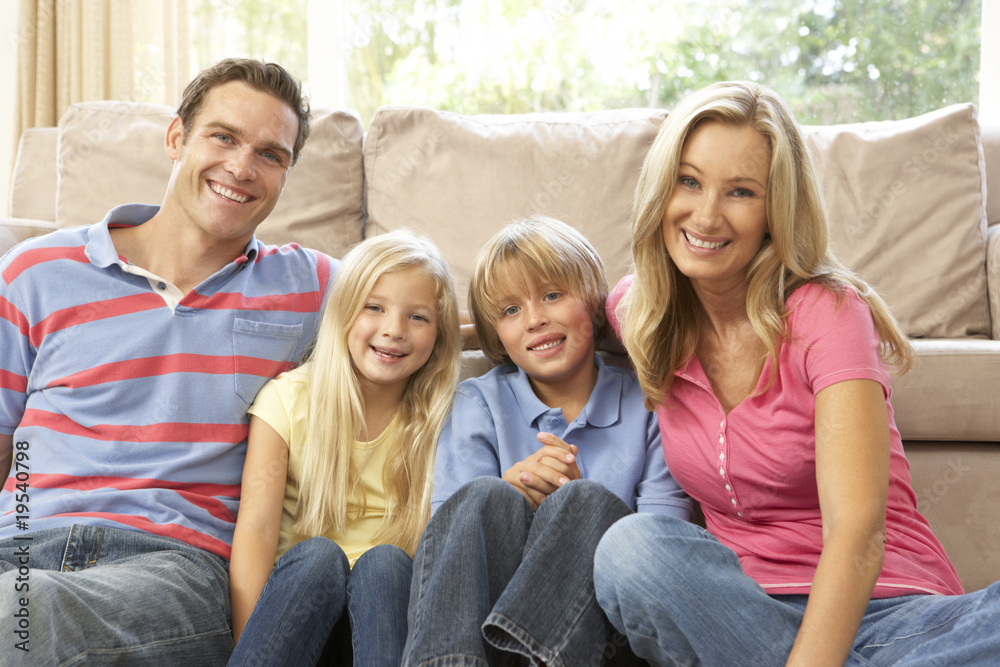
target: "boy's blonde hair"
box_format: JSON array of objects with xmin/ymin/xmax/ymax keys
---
[
  {"xmin": 294, "ymin": 229, "xmax": 461, "ymax": 554},
  {"xmin": 619, "ymin": 80, "xmax": 913, "ymax": 407},
  {"xmin": 470, "ymin": 217, "xmax": 608, "ymax": 366}
]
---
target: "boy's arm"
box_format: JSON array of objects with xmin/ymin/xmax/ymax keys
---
[
  {"xmin": 431, "ymin": 387, "xmax": 504, "ymax": 513},
  {"xmin": 635, "ymin": 413, "xmax": 692, "ymax": 519},
  {"xmin": 230, "ymin": 416, "xmax": 288, "ymax": 645}
]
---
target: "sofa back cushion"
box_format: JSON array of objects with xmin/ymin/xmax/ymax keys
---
[
  {"xmin": 803, "ymin": 104, "xmax": 990, "ymax": 339},
  {"xmin": 363, "ymin": 105, "xmax": 668, "ymax": 308},
  {"xmin": 366, "ymin": 104, "xmax": 989, "ymax": 339},
  {"xmin": 55, "ymin": 101, "xmax": 365, "ymax": 259}
]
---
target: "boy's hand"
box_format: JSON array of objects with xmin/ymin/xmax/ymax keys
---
[{"xmin": 502, "ymin": 432, "xmax": 581, "ymax": 510}]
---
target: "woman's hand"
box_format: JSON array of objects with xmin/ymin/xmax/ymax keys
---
[{"xmin": 502, "ymin": 432, "xmax": 581, "ymax": 510}]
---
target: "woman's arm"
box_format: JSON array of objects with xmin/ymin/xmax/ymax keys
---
[
  {"xmin": 229, "ymin": 416, "xmax": 289, "ymax": 645},
  {"xmin": 786, "ymin": 378, "xmax": 890, "ymax": 666}
]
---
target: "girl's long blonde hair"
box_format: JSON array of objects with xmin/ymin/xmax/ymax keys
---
[
  {"xmin": 618, "ymin": 81, "xmax": 914, "ymax": 408},
  {"xmin": 293, "ymin": 230, "xmax": 461, "ymax": 555}
]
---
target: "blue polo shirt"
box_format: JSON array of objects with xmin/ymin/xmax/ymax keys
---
[{"xmin": 431, "ymin": 354, "xmax": 690, "ymax": 518}]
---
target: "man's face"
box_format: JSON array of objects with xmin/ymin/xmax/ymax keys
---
[{"xmin": 164, "ymin": 80, "xmax": 299, "ymax": 249}]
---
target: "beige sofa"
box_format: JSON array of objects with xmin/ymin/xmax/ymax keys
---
[{"xmin": 3, "ymin": 100, "xmax": 999, "ymax": 592}]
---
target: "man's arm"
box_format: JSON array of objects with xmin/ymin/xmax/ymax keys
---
[{"xmin": 1, "ymin": 433, "xmax": 12, "ymax": 480}]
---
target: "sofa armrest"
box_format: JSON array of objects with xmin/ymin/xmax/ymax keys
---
[
  {"xmin": 0, "ymin": 218, "xmax": 58, "ymax": 259},
  {"xmin": 989, "ymin": 223, "xmax": 1000, "ymax": 340}
]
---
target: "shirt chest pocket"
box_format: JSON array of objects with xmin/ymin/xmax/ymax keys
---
[{"xmin": 233, "ymin": 318, "xmax": 305, "ymax": 404}]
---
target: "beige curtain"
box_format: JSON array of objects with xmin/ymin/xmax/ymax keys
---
[{"xmin": 17, "ymin": 0, "xmax": 190, "ymax": 136}]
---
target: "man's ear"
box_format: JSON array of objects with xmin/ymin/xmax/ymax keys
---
[{"xmin": 165, "ymin": 116, "xmax": 185, "ymax": 161}]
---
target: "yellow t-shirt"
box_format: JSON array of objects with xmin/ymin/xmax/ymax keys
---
[{"xmin": 247, "ymin": 366, "xmax": 394, "ymax": 566}]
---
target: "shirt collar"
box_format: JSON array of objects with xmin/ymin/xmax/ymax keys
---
[
  {"xmin": 506, "ymin": 353, "xmax": 623, "ymax": 428},
  {"xmin": 85, "ymin": 203, "xmax": 159, "ymax": 268},
  {"xmin": 85, "ymin": 203, "xmax": 259, "ymax": 273}
]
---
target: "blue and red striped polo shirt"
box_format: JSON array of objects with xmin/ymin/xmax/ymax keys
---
[{"xmin": 0, "ymin": 204, "xmax": 337, "ymax": 560}]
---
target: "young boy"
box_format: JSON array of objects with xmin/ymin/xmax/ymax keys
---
[{"xmin": 403, "ymin": 217, "xmax": 690, "ymax": 666}]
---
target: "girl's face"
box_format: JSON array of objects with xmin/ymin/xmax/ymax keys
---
[
  {"xmin": 347, "ymin": 267, "xmax": 439, "ymax": 398},
  {"xmin": 661, "ymin": 121, "xmax": 770, "ymax": 296}
]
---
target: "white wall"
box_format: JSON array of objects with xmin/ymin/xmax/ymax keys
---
[{"xmin": 1, "ymin": 4, "xmax": 19, "ymax": 217}]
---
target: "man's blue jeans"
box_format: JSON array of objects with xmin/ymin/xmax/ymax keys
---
[
  {"xmin": 404, "ymin": 476, "xmax": 642, "ymax": 666},
  {"xmin": 595, "ymin": 513, "xmax": 1000, "ymax": 666},
  {"xmin": 229, "ymin": 536, "xmax": 412, "ymax": 667},
  {"xmin": 0, "ymin": 525, "xmax": 233, "ymax": 666}
]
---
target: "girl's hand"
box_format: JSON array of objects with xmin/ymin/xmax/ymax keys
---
[{"xmin": 502, "ymin": 432, "xmax": 581, "ymax": 510}]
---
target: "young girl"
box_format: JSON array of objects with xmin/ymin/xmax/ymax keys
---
[{"xmin": 228, "ymin": 229, "xmax": 461, "ymax": 667}]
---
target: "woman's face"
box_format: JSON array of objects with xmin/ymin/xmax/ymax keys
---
[{"xmin": 661, "ymin": 121, "xmax": 771, "ymax": 295}]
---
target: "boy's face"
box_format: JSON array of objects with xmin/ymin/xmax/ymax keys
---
[{"xmin": 493, "ymin": 277, "xmax": 597, "ymax": 400}]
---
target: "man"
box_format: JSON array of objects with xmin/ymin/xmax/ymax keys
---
[{"xmin": 0, "ymin": 58, "xmax": 336, "ymax": 664}]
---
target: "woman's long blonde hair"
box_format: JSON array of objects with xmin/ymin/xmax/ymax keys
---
[
  {"xmin": 618, "ymin": 81, "xmax": 913, "ymax": 408},
  {"xmin": 293, "ymin": 230, "xmax": 461, "ymax": 555}
]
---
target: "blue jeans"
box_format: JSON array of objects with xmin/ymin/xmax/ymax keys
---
[
  {"xmin": 0, "ymin": 525, "xmax": 233, "ymax": 666},
  {"xmin": 229, "ymin": 537, "xmax": 412, "ymax": 667},
  {"xmin": 404, "ymin": 476, "xmax": 642, "ymax": 667},
  {"xmin": 594, "ymin": 513, "xmax": 1000, "ymax": 666}
]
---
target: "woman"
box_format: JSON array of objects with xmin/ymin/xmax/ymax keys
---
[{"xmin": 593, "ymin": 81, "xmax": 999, "ymax": 666}]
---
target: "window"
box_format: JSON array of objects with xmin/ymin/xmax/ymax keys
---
[{"xmin": 191, "ymin": 0, "xmax": 982, "ymax": 128}]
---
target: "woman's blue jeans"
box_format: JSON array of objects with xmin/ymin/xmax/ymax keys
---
[
  {"xmin": 594, "ymin": 513, "xmax": 1000, "ymax": 666},
  {"xmin": 404, "ymin": 476, "xmax": 642, "ymax": 666},
  {"xmin": 0, "ymin": 525, "xmax": 233, "ymax": 666},
  {"xmin": 230, "ymin": 537, "xmax": 412, "ymax": 667}
]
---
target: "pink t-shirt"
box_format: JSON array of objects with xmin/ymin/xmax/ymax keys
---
[{"xmin": 608, "ymin": 276, "xmax": 963, "ymax": 597}]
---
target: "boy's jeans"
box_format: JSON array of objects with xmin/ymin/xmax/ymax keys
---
[{"xmin": 404, "ymin": 476, "xmax": 642, "ymax": 667}]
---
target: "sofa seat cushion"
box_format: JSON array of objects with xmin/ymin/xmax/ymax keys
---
[
  {"xmin": 804, "ymin": 104, "xmax": 990, "ymax": 339},
  {"xmin": 891, "ymin": 339, "xmax": 1000, "ymax": 441},
  {"xmin": 54, "ymin": 101, "xmax": 365, "ymax": 259}
]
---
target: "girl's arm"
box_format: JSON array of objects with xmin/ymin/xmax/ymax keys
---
[
  {"xmin": 786, "ymin": 379, "xmax": 889, "ymax": 666},
  {"xmin": 229, "ymin": 415, "xmax": 289, "ymax": 645}
]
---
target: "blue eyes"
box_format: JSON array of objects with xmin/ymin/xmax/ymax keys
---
[
  {"xmin": 678, "ymin": 176, "xmax": 758, "ymax": 198},
  {"xmin": 500, "ymin": 292, "xmax": 561, "ymax": 317}
]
